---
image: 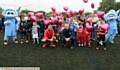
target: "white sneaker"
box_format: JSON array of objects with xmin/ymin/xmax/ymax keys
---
[
  {"xmin": 4, "ymin": 42, "xmax": 8, "ymax": 46},
  {"xmin": 81, "ymin": 44, "xmax": 84, "ymax": 47},
  {"xmin": 110, "ymin": 41, "xmax": 114, "ymax": 44},
  {"xmin": 15, "ymin": 41, "xmax": 18, "ymax": 44},
  {"xmin": 25, "ymin": 40, "xmax": 29, "ymax": 43},
  {"xmin": 103, "ymin": 48, "xmax": 107, "ymax": 50},
  {"xmin": 78, "ymin": 44, "xmax": 81, "ymax": 47},
  {"xmin": 20, "ymin": 41, "xmax": 23, "ymax": 44},
  {"xmin": 96, "ymin": 47, "xmax": 99, "ymax": 50}
]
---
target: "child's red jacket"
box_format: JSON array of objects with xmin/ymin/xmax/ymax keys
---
[{"xmin": 77, "ymin": 27, "xmax": 84, "ymax": 42}]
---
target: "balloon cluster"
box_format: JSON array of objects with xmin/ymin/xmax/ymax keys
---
[
  {"xmin": 41, "ymin": 7, "xmax": 64, "ymax": 26},
  {"xmin": 28, "ymin": 11, "xmax": 44, "ymax": 22},
  {"xmin": 27, "ymin": 0, "xmax": 98, "ymax": 26},
  {"xmin": 28, "ymin": 12, "xmax": 36, "ymax": 22}
]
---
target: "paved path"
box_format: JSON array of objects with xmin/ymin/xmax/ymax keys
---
[{"xmin": 0, "ymin": 67, "xmax": 40, "ymax": 70}]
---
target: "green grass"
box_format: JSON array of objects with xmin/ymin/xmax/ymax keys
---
[{"xmin": 0, "ymin": 33, "xmax": 120, "ymax": 70}]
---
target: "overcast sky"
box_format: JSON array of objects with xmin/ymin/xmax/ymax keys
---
[{"xmin": 0, "ymin": 0, "xmax": 102, "ymax": 12}]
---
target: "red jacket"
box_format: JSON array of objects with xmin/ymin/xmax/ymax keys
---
[
  {"xmin": 77, "ymin": 27, "xmax": 84, "ymax": 41},
  {"xmin": 43, "ymin": 28, "xmax": 55, "ymax": 40}
]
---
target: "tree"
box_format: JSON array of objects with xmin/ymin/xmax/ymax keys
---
[
  {"xmin": 98, "ymin": 0, "xmax": 120, "ymax": 13},
  {"xmin": 21, "ymin": 9, "xmax": 29, "ymax": 14},
  {"xmin": 114, "ymin": 2, "xmax": 120, "ymax": 11},
  {"xmin": 0, "ymin": 7, "xmax": 2, "ymax": 12}
]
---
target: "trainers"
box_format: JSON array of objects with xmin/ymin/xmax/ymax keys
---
[
  {"xmin": 52, "ymin": 45, "xmax": 55, "ymax": 48},
  {"xmin": 78, "ymin": 44, "xmax": 81, "ymax": 47},
  {"xmin": 4, "ymin": 41, "xmax": 8, "ymax": 46},
  {"xmin": 20, "ymin": 41, "xmax": 23, "ymax": 44},
  {"xmin": 103, "ymin": 48, "xmax": 107, "ymax": 51},
  {"xmin": 25, "ymin": 40, "xmax": 29, "ymax": 43},
  {"xmin": 70, "ymin": 46, "xmax": 74, "ymax": 49},
  {"xmin": 42, "ymin": 44, "xmax": 46, "ymax": 48},
  {"xmin": 56, "ymin": 40, "xmax": 59, "ymax": 42},
  {"xmin": 96, "ymin": 47, "xmax": 99, "ymax": 50},
  {"xmin": 81, "ymin": 44, "xmax": 84, "ymax": 47},
  {"xmin": 88, "ymin": 43, "xmax": 91, "ymax": 48},
  {"xmin": 14, "ymin": 40, "xmax": 18, "ymax": 44},
  {"xmin": 110, "ymin": 41, "xmax": 114, "ymax": 44}
]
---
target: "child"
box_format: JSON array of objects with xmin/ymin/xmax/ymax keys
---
[
  {"xmin": 36, "ymin": 18, "xmax": 45, "ymax": 40},
  {"xmin": 78, "ymin": 17, "xmax": 87, "ymax": 47},
  {"xmin": 42, "ymin": 24, "xmax": 55, "ymax": 48},
  {"xmin": 25, "ymin": 16, "xmax": 33, "ymax": 43},
  {"xmin": 85, "ymin": 18, "xmax": 93, "ymax": 47},
  {"xmin": 77, "ymin": 23, "xmax": 84, "ymax": 47},
  {"xmin": 96, "ymin": 17, "xmax": 108, "ymax": 50},
  {"xmin": 32, "ymin": 22, "xmax": 40, "ymax": 44},
  {"xmin": 92, "ymin": 19, "xmax": 98, "ymax": 41},
  {"xmin": 19, "ymin": 16, "xmax": 27, "ymax": 44}
]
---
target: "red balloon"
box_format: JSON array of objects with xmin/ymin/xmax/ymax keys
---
[
  {"xmin": 58, "ymin": 19, "xmax": 63, "ymax": 25},
  {"xmin": 35, "ymin": 13, "xmax": 43, "ymax": 18},
  {"xmin": 44, "ymin": 20, "xmax": 50, "ymax": 25},
  {"xmin": 65, "ymin": 12, "xmax": 72, "ymax": 18},
  {"xmin": 97, "ymin": 11, "xmax": 105, "ymax": 18},
  {"xmin": 86, "ymin": 23, "xmax": 93, "ymax": 32},
  {"xmin": 99, "ymin": 24, "xmax": 109, "ymax": 30},
  {"xmin": 57, "ymin": 16, "xmax": 63, "ymax": 20},
  {"xmin": 86, "ymin": 18, "xmax": 93, "ymax": 23},
  {"xmin": 69, "ymin": 10, "xmax": 73, "ymax": 17},
  {"xmin": 63, "ymin": 6, "xmax": 69, "ymax": 11},
  {"xmin": 73, "ymin": 11, "xmax": 77, "ymax": 15},
  {"xmin": 51, "ymin": 17, "xmax": 57, "ymax": 23},
  {"xmin": 30, "ymin": 16, "xmax": 36, "ymax": 22},
  {"xmin": 65, "ymin": 12, "xmax": 69, "ymax": 18},
  {"xmin": 55, "ymin": 12, "xmax": 61, "ymax": 16},
  {"xmin": 83, "ymin": 0, "xmax": 88, "ymax": 3},
  {"xmin": 69, "ymin": 10, "xmax": 73, "ymax": 14},
  {"xmin": 51, "ymin": 7, "xmax": 56, "ymax": 12},
  {"xmin": 79, "ymin": 9, "xmax": 84, "ymax": 15},
  {"xmin": 91, "ymin": 3, "xmax": 95, "ymax": 9},
  {"xmin": 28, "ymin": 12, "xmax": 34, "ymax": 17}
]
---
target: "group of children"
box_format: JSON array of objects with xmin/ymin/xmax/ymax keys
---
[{"xmin": 17, "ymin": 13, "xmax": 109, "ymax": 50}]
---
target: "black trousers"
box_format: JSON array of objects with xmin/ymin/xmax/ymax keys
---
[
  {"xmin": 97, "ymin": 34, "xmax": 106, "ymax": 47},
  {"xmin": 117, "ymin": 23, "xmax": 120, "ymax": 35},
  {"xmin": 63, "ymin": 38, "xmax": 74, "ymax": 47}
]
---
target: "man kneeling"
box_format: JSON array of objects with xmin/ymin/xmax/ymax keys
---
[{"xmin": 62, "ymin": 23, "xmax": 73, "ymax": 48}]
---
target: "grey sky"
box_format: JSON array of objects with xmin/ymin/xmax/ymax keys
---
[{"xmin": 0, "ymin": 0, "xmax": 102, "ymax": 12}]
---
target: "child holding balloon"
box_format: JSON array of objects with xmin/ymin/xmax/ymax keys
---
[
  {"xmin": 25, "ymin": 14, "xmax": 33, "ymax": 43},
  {"xmin": 77, "ymin": 16, "xmax": 89, "ymax": 47},
  {"xmin": 96, "ymin": 17, "xmax": 109, "ymax": 50},
  {"xmin": 85, "ymin": 18, "xmax": 93, "ymax": 47},
  {"xmin": 19, "ymin": 16, "xmax": 28, "ymax": 44},
  {"xmin": 77, "ymin": 23, "xmax": 84, "ymax": 47}
]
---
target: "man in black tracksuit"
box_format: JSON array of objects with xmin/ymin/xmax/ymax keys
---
[{"xmin": 62, "ymin": 23, "xmax": 73, "ymax": 48}]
